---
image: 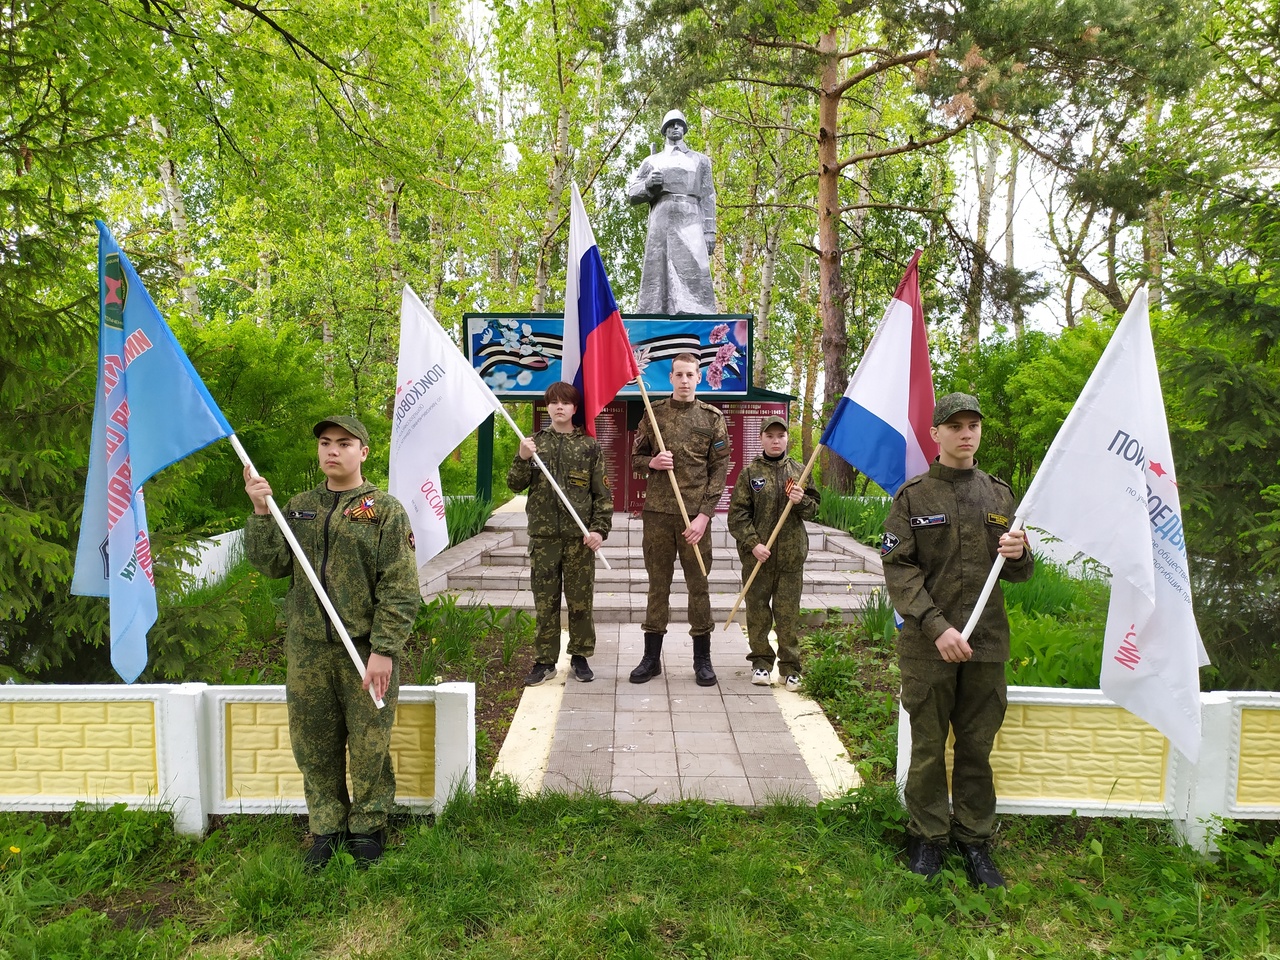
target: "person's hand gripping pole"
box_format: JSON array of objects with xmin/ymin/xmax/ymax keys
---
[{"xmin": 636, "ymin": 378, "xmax": 708, "ymax": 578}]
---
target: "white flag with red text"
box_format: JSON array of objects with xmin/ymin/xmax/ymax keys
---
[
  {"xmin": 389, "ymin": 286, "xmax": 500, "ymax": 567},
  {"xmin": 1017, "ymin": 288, "xmax": 1208, "ymax": 762}
]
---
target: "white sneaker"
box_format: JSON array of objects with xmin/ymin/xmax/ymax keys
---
[
  {"xmin": 784, "ymin": 675, "xmax": 802, "ymax": 692},
  {"xmin": 751, "ymin": 668, "xmax": 772, "ymax": 686}
]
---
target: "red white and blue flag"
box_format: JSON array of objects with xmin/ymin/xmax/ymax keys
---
[
  {"xmin": 72, "ymin": 222, "xmax": 233, "ymax": 683},
  {"xmin": 820, "ymin": 249, "xmax": 936, "ymax": 494},
  {"xmin": 561, "ymin": 183, "xmax": 640, "ymax": 436}
]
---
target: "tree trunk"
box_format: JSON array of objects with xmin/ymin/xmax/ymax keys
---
[
  {"xmin": 1004, "ymin": 136, "xmax": 1023, "ymax": 338},
  {"xmin": 803, "ymin": 308, "xmax": 820, "ymax": 468},
  {"xmin": 254, "ymin": 197, "xmax": 271, "ymax": 326},
  {"xmin": 700, "ymin": 104, "xmax": 730, "ymax": 311},
  {"xmin": 532, "ymin": 100, "xmax": 571, "ymax": 311},
  {"xmin": 150, "ymin": 117, "xmax": 201, "ymax": 323},
  {"xmin": 753, "ymin": 99, "xmax": 792, "ymax": 387},
  {"xmin": 963, "ymin": 127, "xmax": 998, "ymax": 348},
  {"xmin": 1143, "ymin": 96, "xmax": 1166, "ymax": 311},
  {"xmin": 383, "ymin": 176, "xmax": 404, "ymax": 284},
  {"xmin": 816, "ymin": 26, "xmax": 851, "ymax": 491},
  {"xmin": 845, "ymin": 72, "xmax": 887, "ymax": 337}
]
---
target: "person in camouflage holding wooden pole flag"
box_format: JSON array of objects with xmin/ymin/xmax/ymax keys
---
[{"xmin": 728, "ymin": 416, "xmax": 820, "ymax": 690}]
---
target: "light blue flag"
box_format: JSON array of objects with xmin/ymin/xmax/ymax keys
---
[{"xmin": 71, "ymin": 222, "xmax": 234, "ymax": 683}]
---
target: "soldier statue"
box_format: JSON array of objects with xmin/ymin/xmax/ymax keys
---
[{"xmin": 627, "ymin": 109, "xmax": 718, "ymax": 315}]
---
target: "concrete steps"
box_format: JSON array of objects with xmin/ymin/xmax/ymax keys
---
[
  {"xmin": 445, "ymin": 586, "xmax": 876, "ymax": 625},
  {"xmin": 449, "ymin": 562, "xmax": 884, "ymax": 596},
  {"xmin": 481, "ymin": 544, "xmax": 872, "ymax": 574},
  {"xmin": 419, "ymin": 506, "xmax": 886, "ymax": 627}
]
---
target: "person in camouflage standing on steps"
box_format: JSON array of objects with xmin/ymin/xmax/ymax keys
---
[
  {"xmin": 508, "ymin": 382, "xmax": 613, "ymax": 686},
  {"xmin": 244, "ymin": 415, "xmax": 420, "ymax": 870},
  {"xmin": 629, "ymin": 353, "xmax": 732, "ymax": 686},
  {"xmin": 728, "ymin": 416, "xmax": 820, "ymax": 691}
]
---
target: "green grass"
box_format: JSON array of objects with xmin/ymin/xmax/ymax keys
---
[
  {"xmin": 815, "ymin": 492, "xmax": 891, "ymax": 547},
  {"xmin": 2, "ymin": 793, "xmax": 1277, "ymax": 959},
  {"xmin": 802, "ymin": 600, "xmax": 901, "ymax": 784},
  {"xmin": 446, "ymin": 496, "xmax": 495, "ymax": 548},
  {"xmin": 1005, "ymin": 557, "xmax": 1109, "ymax": 689}
]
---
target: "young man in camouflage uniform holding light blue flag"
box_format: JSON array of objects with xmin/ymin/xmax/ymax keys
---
[
  {"xmin": 508, "ymin": 382, "xmax": 613, "ymax": 685},
  {"xmin": 244, "ymin": 415, "xmax": 420, "ymax": 869},
  {"xmin": 728, "ymin": 416, "xmax": 820, "ymax": 690}
]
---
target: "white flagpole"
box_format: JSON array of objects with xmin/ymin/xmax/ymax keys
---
[
  {"xmin": 959, "ymin": 512, "xmax": 1026, "ymax": 641},
  {"xmin": 230, "ymin": 434, "xmax": 385, "ymax": 709},
  {"xmin": 491, "ymin": 405, "xmax": 612, "ymax": 570}
]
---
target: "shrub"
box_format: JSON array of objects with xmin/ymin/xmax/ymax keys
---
[{"xmin": 815, "ymin": 494, "xmax": 891, "ymax": 547}]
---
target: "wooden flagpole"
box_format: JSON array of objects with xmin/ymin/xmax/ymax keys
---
[
  {"xmin": 635, "ymin": 378, "xmax": 708, "ymax": 578},
  {"xmin": 723, "ymin": 442, "xmax": 822, "ymax": 630}
]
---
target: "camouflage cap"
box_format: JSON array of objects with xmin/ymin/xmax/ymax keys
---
[
  {"xmin": 931, "ymin": 393, "xmax": 983, "ymax": 427},
  {"xmin": 313, "ymin": 415, "xmax": 371, "ymax": 447},
  {"xmin": 760, "ymin": 415, "xmax": 790, "ymax": 434}
]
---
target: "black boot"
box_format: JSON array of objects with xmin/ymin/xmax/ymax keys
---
[
  {"xmin": 629, "ymin": 632, "xmax": 664, "ymax": 683},
  {"xmin": 906, "ymin": 836, "xmax": 945, "ymax": 880},
  {"xmin": 956, "ymin": 841, "xmax": 1006, "ymax": 889},
  {"xmin": 692, "ymin": 634, "xmax": 717, "ymax": 686}
]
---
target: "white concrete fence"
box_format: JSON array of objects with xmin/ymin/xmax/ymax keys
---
[
  {"xmin": 0, "ymin": 682, "xmax": 475, "ymax": 835},
  {"xmin": 897, "ymin": 687, "xmax": 1280, "ymax": 850}
]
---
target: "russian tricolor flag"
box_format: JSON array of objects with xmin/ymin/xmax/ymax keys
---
[
  {"xmin": 562, "ymin": 183, "xmax": 640, "ymax": 437},
  {"xmin": 820, "ymin": 249, "xmax": 937, "ymax": 494}
]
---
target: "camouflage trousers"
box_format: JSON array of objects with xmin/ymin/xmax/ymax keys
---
[
  {"xmin": 899, "ymin": 657, "xmax": 1007, "ymax": 844},
  {"xmin": 736, "ymin": 546, "xmax": 803, "ymax": 676},
  {"xmin": 285, "ymin": 634, "xmax": 399, "ymax": 836},
  {"xmin": 529, "ymin": 536, "xmax": 597, "ymax": 664},
  {"xmin": 642, "ymin": 509, "xmax": 714, "ymax": 636}
]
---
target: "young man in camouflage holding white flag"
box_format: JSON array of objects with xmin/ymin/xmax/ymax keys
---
[
  {"xmin": 244, "ymin": 415, "xmax": 420, "ymax": 869},
  {"xmin": 881, "ymin": 393, "xmax": 1032, "ymax": 890}
]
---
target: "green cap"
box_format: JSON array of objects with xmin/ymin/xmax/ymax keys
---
[
  {"xmin": 313, "ymin": 415, "xmax": 371, "ymax": 447},
  {"xmin": 931, "ymin": 393, "xmax": 983, "ymax": 427},
  {"xmin": 760, "ymin": 415, "xmax": 789, "ymax": 434}
]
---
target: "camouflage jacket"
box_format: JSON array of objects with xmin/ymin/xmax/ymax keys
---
[
  {"xmin": 245, "ymin": 481, "xmax": 420, "ymax": 657},
  {"xmin": 881, "ymin": 461, "xmax": 1034, "ymax": 662},
  {"xmin": 631, "ymin": 398, "xmax": 731, "ymax": 517},
  {"xmin": 727, "ymin": 454, "xmax": 820, "ymax": 561},
  {"xmin": 507, "ymin": 427, "xmax": 613, "ymax": 539}
]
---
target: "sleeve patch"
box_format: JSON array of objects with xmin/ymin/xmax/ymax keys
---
[{"xmin": 881, "ymin": 532, "xmax": 900, "ymax": 555}]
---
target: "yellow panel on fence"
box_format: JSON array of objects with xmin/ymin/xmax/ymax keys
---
[
  {"xmin": 0, "ymin": 700, "xmax": 158, "ymax": 798},
  {"xmin": 1236, "ymin": 708, "xmax": 1280, "ymax": 807},
  {"xmin": 987, "ymin": 703, "xmax": 1168, "ymax": 804},
  {"xmin": 224, "ymin": 700, "xmax": 437, "ymax": 803},
  {"xmin": 391, "ymin": 703, "xmax": 437, "ymax": 801}
]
